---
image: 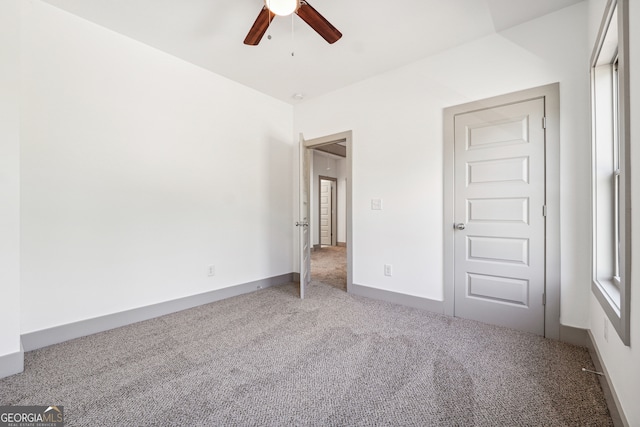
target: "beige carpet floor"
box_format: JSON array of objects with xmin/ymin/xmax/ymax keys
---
[
  {"xmin": 0, "ymin": 280, "xmax": 612, "ymax": 426},
  {"xmin": 311, "ymin": 245, "xmax": 346, "ymax": 291}
]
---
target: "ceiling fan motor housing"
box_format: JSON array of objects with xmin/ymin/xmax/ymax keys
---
[
  {"xmin": 245, "ymin": 0, "xmax": 342, "ymax": 46},
  {"xmin": 264, "ymin": 0, "xmax": 300, "ymax": 16}
]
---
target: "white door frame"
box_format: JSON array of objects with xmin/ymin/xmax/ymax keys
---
[
  {"xmin": 443, "ymin": 83, "xmax": 561, "ymax": 339},
  {"xmin": 301, "ymin": 130, "xmax": 353, "ymax": 292}
]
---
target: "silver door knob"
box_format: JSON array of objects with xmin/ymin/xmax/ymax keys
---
[{"xmin": 454, "ymin": 223, "xmax": 466, "ymax": 230}]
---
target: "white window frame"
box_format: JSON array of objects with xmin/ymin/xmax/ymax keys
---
[{"xmin": 591, "ymin": 0, "xmax": 631, "ymax": 345}]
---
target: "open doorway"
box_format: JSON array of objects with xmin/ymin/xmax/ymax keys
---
[
  {"xmin": 298, "ymin": 130, "xmax": 352, "ymax": 297},
  {"xmin": 308, "ymin": 143, "xmax": 349, "ymax": 292}
]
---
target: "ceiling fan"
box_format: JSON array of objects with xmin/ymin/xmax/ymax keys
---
[{"xmin": 244, "ymin": 0, "xmax": 342, "ymax": 46}]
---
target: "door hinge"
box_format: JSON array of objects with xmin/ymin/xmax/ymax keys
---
[
  {"xmin": 542, "ymin": 117, "xmax": 547, "ymax": 129},
  {"xmin": 542, "ymin": 293, "xmax": 546, "ymax": 306},
  {"xmin": 542, "ymin": 205, "xmax": 547, "ymax": 217}
]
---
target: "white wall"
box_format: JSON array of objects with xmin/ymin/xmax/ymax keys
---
[
  {"xmin": 295, "ymin": 3, "xmax": 590, "ymax": 313},
  {"xmin": 20, "ymin": 1, "xmax": 294, "ymax": 334},
  {"xmin": 587, "ymin": 1, "xmax": 640, "ymax": 425},
  {"xmin": 0, "ymin": 0, "xmax": 22, "ymax": 362},
  {"xmin": 310, "ymin": 152, "xmax": 346, "ymax": 245}
]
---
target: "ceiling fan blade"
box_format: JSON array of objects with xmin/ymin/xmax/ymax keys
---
[
  {"xmin": 296, "ymin": 1, "xmax": 342, "ymax": 44},
  {"xmin": 244, "ymin": 7, "xmax": 276, "ymax": 45}
]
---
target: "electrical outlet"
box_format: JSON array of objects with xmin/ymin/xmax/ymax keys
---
[
  {"xmin": 604, "ymin": 317, "xmax": 609, "ymax": 342},
  {"xmin": 384, "ymin": 264, "xmax": 392, "ymax": 276},
  {"xmin": 208, "ymin": 265, "xmax": 215, "ymax": 277}
]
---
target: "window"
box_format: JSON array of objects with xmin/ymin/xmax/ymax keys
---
[
  {"xmin": 612, "ymin": 57, "xmax": 621, "ymax": 287},
  {"xmin": 591, "ymin": 0, "xmax": 630, "ymax": 345}
]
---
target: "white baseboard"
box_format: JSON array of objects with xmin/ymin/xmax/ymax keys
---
[
  {"xmin": 350, "ymin": 283, "xmax": 444, "ymax": 314},
  {"xmin": 0, "ymin": 343, "xmax": 24, "ymax": 379},
  {"xmin": 586, "ymin": 330, "xmax": 629, "ymax": 427},
  {"xmin": 21, "ymin": 273, "xmax": 294, "ymax": 352},
  {"xmin": 558, "ymin": 324, "xmax": 590, "ymax": 347}
]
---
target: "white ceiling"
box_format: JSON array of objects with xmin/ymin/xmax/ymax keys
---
[{"xmin": 42, "ymin": 0, "xmax": 584, "ymax": 104}]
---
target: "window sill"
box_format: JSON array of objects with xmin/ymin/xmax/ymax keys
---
[
  {"xmin": 592, "ymin": 278, "xmax": 629, "ymax": 345},
  {"xmin": 594, "ymin": 278, "xmax": 621, "ymax": 315}
]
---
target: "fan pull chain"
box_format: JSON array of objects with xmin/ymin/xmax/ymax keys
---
[
  {"xmin": 291, "ymin": 12, "xmax": 295, "ymax": 56},
  {"xmin": 267, "ymin": 5, "xmax": 273, "ymax": 40}
]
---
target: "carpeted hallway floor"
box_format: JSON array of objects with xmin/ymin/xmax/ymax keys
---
[
  {"xmin": 0, "ymin": 277, "xmax": 612, "ymax": 426},
  {"xmin": 311, "ymin": 245, "xmax": 346, "ymax": 291}
]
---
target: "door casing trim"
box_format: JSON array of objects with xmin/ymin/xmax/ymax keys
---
[{"xmin": 443, "ymin": 83, "xmax": 560, "ymax": 339}]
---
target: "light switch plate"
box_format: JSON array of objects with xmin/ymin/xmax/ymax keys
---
[
  {"xmin": 384, "ymin": 264, "xmax": 392, "ymax": 276},
  {"xmin": 371, "ymin": 198, "xmax": 382, "ymax": 210}
]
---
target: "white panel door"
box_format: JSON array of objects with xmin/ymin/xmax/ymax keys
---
[
  {"xmin": 454, "ymin": 98, "xmax": 546, "ymax": 335},
  {"xmin": 298, "ymin": 134, "xmax": 311, "ymax": 298},
  {"xmin": 320, "ymin": 179, "xmax": 331, "ymax": 246}
]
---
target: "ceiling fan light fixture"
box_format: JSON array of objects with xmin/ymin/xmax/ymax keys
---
[{"xmin": 264, "ymin": 0, "xmax": 299, "ymax": 16}]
